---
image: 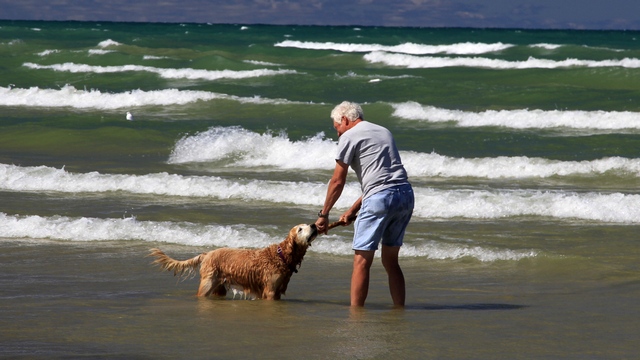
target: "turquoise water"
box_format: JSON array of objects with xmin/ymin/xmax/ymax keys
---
[{"xmin": 1, "ymin": 20, "xmax": 639, "ymax": 358}]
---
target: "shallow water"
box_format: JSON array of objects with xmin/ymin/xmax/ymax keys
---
[{"xmin": 1, "ymin": 238, "xmax": 638, "ymax": 359}]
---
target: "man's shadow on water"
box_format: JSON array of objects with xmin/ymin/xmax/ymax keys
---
[
  {"xmin": 407, "ymin": 303, "xmax": 527, "ymax": 311},
  {"xmin": 286, "ymin": 299, "xmax": 528, "ymax": 311}
]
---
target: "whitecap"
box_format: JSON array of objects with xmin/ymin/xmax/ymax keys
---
[
  {"xmin": 169, "ymin": 127, "xmax": 640, "ymax": 179},
  {"xmin": 88, "ymin": 49, "xmax": 114, "ymax": 55},
  {"xmin": 97, "ymin": 39, "xmax": 122, "ymax": 48},
  {"xmin": 391, "ymin": 101, "xmax": 640, "ymax": 130},
  {"xmin": 0, "ymin": 85, "xmax": 305, "ymax": 109},
  {"xmin": 143, "ymin": 55, "xmax": 170, "ymax": 60},
  {"xmin": 364, "ymin": 51, "xmax": 640, "ymax": 69},
  {"xmin": 0, "ymin": 212, "xmax": 274, "ymax": 247},
  {"xmin": 402, "ymin": 152, "xmax": 640, "ymax": 178},
  {"xmin": 275, "ymin": 40, "xmax": 513, "ymax": 55},
  {"xmin": 413, "ymin": 187, "xmax": 640, "ymax": 223},
  {"xmin": 22, "ymin": 62, "xmax": 298, "ymax": 81},
  {"xmin": 168, "ymin": 127, "xmax": 337, "ymax": 169},
  {"xmin": 36, "ymin": 49, "xmax": 60, "ymax": 56},
  {"xmin": 243, "ymin": 59, "xmax": 282, "ymax": 66},
  {"xmin": 0, "ymin": 212, "xmax": 537, "ymax": 261},
  {"xmin": 529, "ymin": 43, "xmax": 562, "ymax": 50},
  {"xmin": 0, "ymin": 163, "xmax": 359, "ymax": 209},
  {"xmin": 401, "ymin": 241, "xmax": 538, "ymax": 261},
  {"xmin": 0, "ymin": 85, "xmax": 220, "ymax": 109},
  {"xmin": 2, "ymin": 163, "xmax": 640, "ymax": 223}
]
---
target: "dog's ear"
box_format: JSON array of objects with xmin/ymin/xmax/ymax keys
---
[
  {"xmin": 284, "ymin": 230, "xmax": 293, "ymax": 243},
  {"xmin": 287, "ymin": 226, "xmax": 300, "ymax": 243},
  {"xmin": 288, "ymin": 231, "xmax": 297, "ymax": 245},
  {"xmin": 281, "ymin": 227, "xmax": 299, "ymax": 251}
]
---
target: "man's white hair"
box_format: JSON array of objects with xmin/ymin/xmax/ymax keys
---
[{"xmin": 331, "ymin": 101, "xmax": 364, "ymax": 124}]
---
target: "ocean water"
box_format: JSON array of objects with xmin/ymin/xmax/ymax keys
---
[{"xmin": 1, "ymin": 20, "xmax": 639, "ymax": 358}]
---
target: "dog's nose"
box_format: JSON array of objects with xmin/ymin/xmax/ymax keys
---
[{"xmin": 310, "ymin": 223, "xmax": 317, "ymax": 230}]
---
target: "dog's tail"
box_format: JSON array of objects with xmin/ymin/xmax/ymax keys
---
[{"xmin": 149, "ymin": 248, "xmax": 205, "ymax": 278}]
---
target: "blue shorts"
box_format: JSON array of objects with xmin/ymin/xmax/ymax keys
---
[{"xmin": 352, "ymin": 184, "xmax": 414, "ymax": 251}]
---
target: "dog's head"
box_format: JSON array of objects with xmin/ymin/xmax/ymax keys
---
[
  {"xmin": 289, "ymin": 223, "xmax": 318, "ymax": 247},
  {"xmin": 278, "ymin": 223, "xmax": 318, "ymax": 275}
]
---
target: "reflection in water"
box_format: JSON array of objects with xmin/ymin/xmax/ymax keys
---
[{"xmin": 326, "ymin": 307, "xmax": 408, "ymax": 358}]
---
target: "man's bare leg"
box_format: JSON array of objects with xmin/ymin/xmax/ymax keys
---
[
  {"xmin": 381, "ymin": 245, "xmax": 405, "ymax": 307},
  {"xmin": 351, "ymin": 250, "xmax": 375, "ymax": 307}
]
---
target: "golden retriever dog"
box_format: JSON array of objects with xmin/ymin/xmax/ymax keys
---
[{"xmin": 149, "ymin": 223, "xmax": 318, "ymax": 300}]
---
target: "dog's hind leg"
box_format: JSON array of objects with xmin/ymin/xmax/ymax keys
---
[
  {"xmin": 197, "ymin": 277, "xmax": 213, "ymax": 297},
  {"xmin": 197, "ymin": 271, "xmax": 227, "ymax": 298},
  {"xmin": 197, "ymin": 271, "xmax": 221, "ymax": 297}
]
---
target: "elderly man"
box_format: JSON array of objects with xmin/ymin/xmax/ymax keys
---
[{"xmin": 315, "ymin": 101, "xmax": 414, "ymax": 308}]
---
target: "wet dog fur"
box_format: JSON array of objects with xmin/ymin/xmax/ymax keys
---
[{"xmin": 149, "ymin": 223, "xmax": 317, "ymax": 300}]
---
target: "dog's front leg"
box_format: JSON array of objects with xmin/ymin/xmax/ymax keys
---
[
  {"xmin": 263, "ymin": 274, "xmax": 284, "ymax": 300},
  {"xmin": 263, "ymin": 290, "xmax": 280, "ymax": 300}
]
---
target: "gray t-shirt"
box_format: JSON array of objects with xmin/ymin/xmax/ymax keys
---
[{"xmin": 336, "ymin": 121, "xmax": 409, "ymax": 199}]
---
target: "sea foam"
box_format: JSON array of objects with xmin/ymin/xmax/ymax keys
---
[
  {"xmin": 0, "ymin": 163, "xmax": 357, "ymax": 209},
  {"xmin": 529, "ymin": 43, "xmax": 563, "ymax": 50},
  {"xmin": 23, "ymin": 62, "xmax": 297, "ymax": 80},
  {"xmin": 392, "ymin": 101, "xmax": 640, "ymax": 130},
  {"xmin": 402, "ymin": 152, "xmax": 640, "ymax": 178},
  {"xmin": 36, "ymin": 49, "xmax": 61, "ymax": 56},
  {"xmin": 0, "ymin": 212, "xmax": 275, "ymax": 247},
  {"xmin": 0, "ymin": 212, "xmax": 537, "ymax": 261},
  {"xmin": 275, "ymin": 40, "xmax": 513, "ymax": 55},
  {"xmin": 2, "ymin": 163, "xmax": 639, "ymax": 223},
  {"xmin": 97, "ymin": 39, "xmax": 122, "ymax": 48},
  {"xmin": 169, "ymin": 127, "xmax": 640, "ymax": 178},
  {"xmin": 168, "ymin": 127, "xmax": 337, "ymax": 169},
  {"xmin": 413, "ymin": 188, "xmax": 640, "ymax": 223},
  {"xmin": 0, "ymin": 85, "xmax": 303, "ymax": 109},
  {"xmin": 364, "ymin": 51, "xmax": 640, "ymax": 69}
]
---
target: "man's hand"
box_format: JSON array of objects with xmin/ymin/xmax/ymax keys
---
[
  {"xmin": 315, "ymin": 216, "xmax": 329, "ymax": 235},
  {"xmin": 339, "ymin": 212, "xmax": 357, "ymax": 226}
]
